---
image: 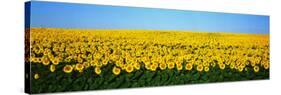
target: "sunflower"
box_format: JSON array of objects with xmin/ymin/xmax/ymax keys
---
[
  {"xmin": 185, "ymin": 63, "xmax": 193, "ymax": 71},
  {"xmin": 203, "ymin": 62, "xmax": 209, "ymax": 67},
  {"xmin": 263, "ymin": 62, "xmax": 269, "ymax": 70},
  {"xmin": 52, "ymin": 57, "xmax": 60, "ymax": 65},
  {"xmin": 77, "ymin": 57, "xmax": 83, "ymax": 63},
  {"xmin": 150, "ymin": 64, "xmax": 157, "ymax": 71},
  {"xmin": 204, "ymin": 66, "xmax": 209, "ymax": 72},
  {"xmin": 125, "ymin": 64, "xmax": 134, "ymax": 73},
  {"xmin": 245, "ymin": 66, "xmax": 250, "ymax": 71},
  {"xmin": 43, "ymin": 49, "xmax": 49, "ymax": 55},
  {"xmin": 230, "ymin": 63, "xmax": 235, "ymax": 69},
  {"xmin": 176, "ymin": 64, "xmax": 183, "ymax": 71},
  {"xmin": 120, "ymin": 64, "xmax": 126, "ymax": 70},
  {"xmin": 50, "ymin": 64, "xmax": 56, "ymax": 72},
  {"xmin": 95, "ymin": 61, "xmax": 103, "ymax": 67},
  {"xmin": 35, "ymin": 58, "xmax": 41, "ymax": 63},
  {"xmin": 83, "ymin": 62, "xmax": 90, "ymax": 68},
  {"xmin": 31, "ymin": 57, "xmax": 36, "ymax": 62},
  {"xmin": 145, "ymin": 64, "xmax": 151, "ymax": 70},
  {"xmin": 133, "ymin": 63, "xmax": 141, "ymax": 70},
  {"xmin": 219, "ymin": 63, "xmax": 225, "ymax": 70},
  {"xmin": 63, "ymin": 65, "xmax": 73, "ymax": 73},
  {"xmin": 196, "ymin": 64, "xmax": 203, "ymax": 72},
  {"xmin": 112, "ymin": 66, "xmax": 121, "ymax": 75},
  {"xmin": 238, "ymin": 66, "xmax": 244, "ymax": 72},
  {"xmin": 253, "ymin": 66, "xmax": 259, "ymax": 73},
  {"xmin": 250, "ymin": 61, "xmax": 256, "ymax": 67},
  {"xmin": 102, "ymin": 59, "xmax": 108, "ymax": 65},
  {"xmin": 95, "ymin": 67, "xmax": 102, "ymax": 75},
  {"xmin": 75, "ymin": 63, "xmax": 84, "ymax": 72},
  {"xmin": 167, "ymin": 62, "xmax": 175, "ymax": 69},
  {"xmin": 65, "ymin": 57, "xmax": 71, "ymax": 62},
  {"xmin": 159, "ymin": 63, "xmax": 166, "ymax": 70},
  {"xmin": 42, "ymin": 57, "xmax": 50, "ymax": 66},
  {"xmin": 34, "ymin": 73, "xmax": 39, "ymax": 80}
]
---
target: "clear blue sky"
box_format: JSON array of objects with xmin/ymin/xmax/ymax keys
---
[{"xmin": 27, "ymin": 1, "xmax": 269, "ymax": 34}]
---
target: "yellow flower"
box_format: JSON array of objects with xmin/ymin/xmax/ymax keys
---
[
  {"xmin": 263, "ymin": 62, "xmax": 269, "ymax": 70},
  {"xmin": 230, "ymin": 63, "xmax": 235, "ymax": 69},
  {"xmin": 219, "ymin": 63, "xmax": 225, "ymax": 70},
  {"xmin": 50, "ymin": 64, "xmax": 56, "ymax": 72},
  {"xmin": 203, "ymin": 62, "xmax": 209, "ymax": 67},
  {"xmin": 196, "ymin": 64, "xmax": 203, "ymax": 72},
  {"xmin": 35, "ymin": 58, "xmax": 41, "ymax": 63},
  {"xmin": 125, "ymin": 64, "xmax": 134, "ymax": 73},
  {"xmin": 77, "ymin": 57, "xmax": 83, "ymax": 63},
  {"xmin": 63, "ymin": 65, "xmax": 73, "ymax": 73},
  {"xmin": 65, "ymin": 57, "xmax": 71, "ymax": 62},
  {"xmin": 52, "ymin": 57, "xmax": 60, "ymax": 65},
  {"xmin": 95, "ymin": 61, "xmax": 102, "ymax": 67},
  {"xmin": 112, "ymin": 66, "xmax": 121, "ymax": 75},
  {"xmin": 31, "ymin": 57, "xmax": 36, "ymax": 62},
  {"xmin": 29, "ymin": 28, "xmax": 269, "ymax": 77},
  {"xmin": 134, "ymin": 63, "xmax": 141, "ymax": 70},
  {"xmin": 95, "ymin": 67, "xmax": 102, "ymax": 75},
  {"xmin": 253, "ymin": 66, "xmax": 259, "ymax": 73},
  {"xmin": 204, "ymin": 66, "xmax": 209, "ymax": 72},
  {"xmin": 185, "ymin": 63, "xmax": 193, "ymax": 71},
  {"xmin": 102, "ymin": 59, "xmax": 108, "ymax": 65},
  {"xmin": 42, "ymin": 57, "xmax": 50, "ymax": 66},
  {"xmin": 75, "ymin": 63, "xmax": 84, "ymax": 72},
  {"xmin": 43, "ymin": 49, "xmax": 49, "ymax": 55},
  {"xmin": 34, "ymin": 73, "xmax": 39, "ymax": 80},
  {"xmin": 150, "ymin": 64, "xmax": 157, "ymax": 71},
  {"xmin": 83, "ymin": 62, "xmax": 90, "ymax": 68},
  {"xmin": 145, "ymin": 64, "xmax": 151, "ymax": 70},
  {"xmin": 176, "ymin": 64, "xmax": 183, "ymax": 71},
  {"xmin": 238, "ymin": 66, "xmax": 244, "ymax": 72},
  {"xmin": 167, "ymin": 62, "xmax": 175, "ymax": 69},
  {"xmin": 159, "ymin": 63, "xmax": 166, "ymax": 70}
]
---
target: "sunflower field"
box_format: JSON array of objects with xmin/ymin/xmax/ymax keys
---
[{"xmin": 25, "ymin": 28, "xmax": 269, "ymax": 93}]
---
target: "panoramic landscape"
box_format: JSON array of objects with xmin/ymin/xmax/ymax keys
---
[{"xmin": 25, "ymin": 1, "xmax": 269, "ymax": 93}]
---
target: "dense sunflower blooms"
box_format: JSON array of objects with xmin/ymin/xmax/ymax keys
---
[{"xmin": 28, "ymin": 28, "xmax": 269, "ymax": 76}]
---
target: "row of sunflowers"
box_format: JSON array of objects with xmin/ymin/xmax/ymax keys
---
[{"xmin": 25, "ymin": 28, "xmax": 269, "ymax": 93}]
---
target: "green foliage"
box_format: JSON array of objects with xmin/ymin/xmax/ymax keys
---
[{"xmin": 29, "ymin": 63, "xmax": 269, "ymax": 94}]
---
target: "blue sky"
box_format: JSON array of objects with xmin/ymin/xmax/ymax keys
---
[{"xmin": 27, "ymin": 1, "xmax": 269, "ymax": 34}]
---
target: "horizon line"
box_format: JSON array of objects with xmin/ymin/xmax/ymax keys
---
[{"xmin": 28, "ymin": 27, "xmax": 270, "ymax": 35}]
